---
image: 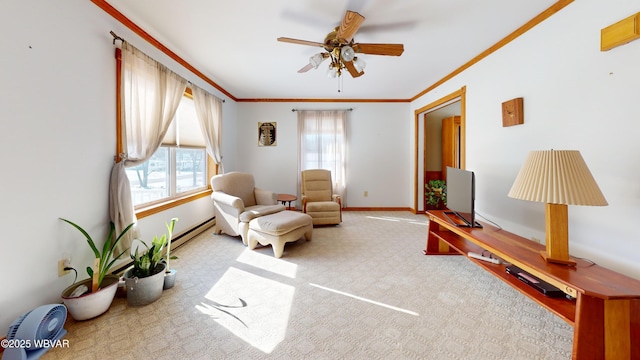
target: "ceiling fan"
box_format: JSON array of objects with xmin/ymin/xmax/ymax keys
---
[{"xmin": 278, "ymin": 10, "xmax": 404, "ymax": 78}]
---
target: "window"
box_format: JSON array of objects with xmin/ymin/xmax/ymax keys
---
[
  {"xmin": 297, "ymin": 110, "xmax": 348, "ymax": 205},
  {"xmin": 126, "ymin": 94, "xmax": 208, "ymax": 207}
]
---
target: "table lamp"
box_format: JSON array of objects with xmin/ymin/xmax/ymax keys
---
[{"xmin": 508, "ymin": 150, "xmax": 608, "ymax": 266}]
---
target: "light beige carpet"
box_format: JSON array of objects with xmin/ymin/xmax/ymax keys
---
[{"xmin": 45, "ymin": 211, "xmax": 573, "ymax": 359}]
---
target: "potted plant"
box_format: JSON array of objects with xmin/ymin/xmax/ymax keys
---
[
  {"xmin": 123, "ymin": 218, "xmax": 176, "ymax": 305},
  {"xmin": 59, "ymin": 219, "xmax": 134, "ymax": 320},
  {"xmin": 163, "ymin": 218, "xmax": 178, "ymax": 289},
  {"xmin": 425, "ymin": 179, "xmax": 447, "ymax": 210}
]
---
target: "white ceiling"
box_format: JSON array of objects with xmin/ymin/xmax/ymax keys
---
[{"xmin": 105, "ymin": 0, "xmax": 557, "ymax": 100}]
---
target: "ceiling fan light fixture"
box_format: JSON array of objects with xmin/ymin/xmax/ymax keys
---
[
  {"xmin": 327, "ymin": 64, "xmax": 338, "ymax": 78},
  {"xmin": 353, "ymin": 57, "xmax": 367, "ymax": 72},
  {"xmin": 340, "ymin": 45, "xmax": 355, "ymax": 62},
  {"xmin": 309, "ymin": 53, "xmax": 324, "ymax": 69}
]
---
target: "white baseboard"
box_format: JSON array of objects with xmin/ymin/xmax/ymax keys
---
[
  {"xmin": 172, "ymin": 217, "xmax": 216, "ymax": 249},
  {"xmin": 112, "ymin": 217, "xmax": 215, "ymax": 275}
]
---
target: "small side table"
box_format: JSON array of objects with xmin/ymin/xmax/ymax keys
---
[{"xmin": 277, "ymin": 194, "xmax": 297, "ymax": 210}]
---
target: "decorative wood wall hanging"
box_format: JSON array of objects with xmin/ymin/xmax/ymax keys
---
[
  {"xmin": 601, "ymin": 12, "xmax": 640, "ymax": 51},
  {"xmin": 502, "ymin": 97, "xmax": 524, "ymax": 127},
  {"xmin": 258, "ymin": 122, "xmax": 277, "ymax": 146}
]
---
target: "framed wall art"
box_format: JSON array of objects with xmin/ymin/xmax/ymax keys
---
[{"xmin": 258, "ymin": 122, "xmax": 277, "ymax": 146}]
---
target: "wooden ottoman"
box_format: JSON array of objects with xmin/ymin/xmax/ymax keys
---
[{"xmin": 247, "ymin": 210, "xmax": 313, "ymax": 258}]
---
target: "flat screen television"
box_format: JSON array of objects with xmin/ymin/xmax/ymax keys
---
[{"xmin": 444, "ymin": 166, "xmax": 482, "ymax": 228}]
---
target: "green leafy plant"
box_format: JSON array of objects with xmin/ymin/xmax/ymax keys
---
[
  {"xmin": 130, "ymin": 218, "xmax": 178, "ymax": 278},
  {"xmin": 425, "ymin": 179, "xmax": 447, "ymax": 207},
  {"xmin": 60, "ymin": 218, "xmax": 134, "ymax": 291},
  {"xmin": 164, "ymin": 218, "xmax": 178, "ymax": 273}
]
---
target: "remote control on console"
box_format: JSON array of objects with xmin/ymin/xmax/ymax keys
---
[{"xmin": 468, "ymin": 251, "xmax": 502, "ymax": 264}]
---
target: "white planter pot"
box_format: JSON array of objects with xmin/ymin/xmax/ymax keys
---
[
  {"xmin": 61, "ymin": 275, "xmax": 119, "ymax": 321},
  {"xmin": 124, "ymin": 263, "xmax": 166, "ymax": 306},
  {"xmin": 164, "ymin": 269, "xmax": 177, "ymax": 289}
]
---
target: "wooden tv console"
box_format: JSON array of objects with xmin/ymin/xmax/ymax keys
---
[{"xmin": 424, "ymin": 210, "xmax": 640, "ymax": 360}]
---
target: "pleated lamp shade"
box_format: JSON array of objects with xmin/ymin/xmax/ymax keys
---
[{"xmin": 508, "ymin": 150, "xmax": 608, "ymax": 206}]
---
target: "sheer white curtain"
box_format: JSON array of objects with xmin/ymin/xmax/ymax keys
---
[
  {"xmin": 297, "ymin": 110, "xmax": 347, "ymax": 206},
  {"xmin": 110, "ymin": 41, "xmax": 188, "ymax": 253},
  {"xmin": 191, "ymin": 84, "xmax": 224, "ymax": 173}
]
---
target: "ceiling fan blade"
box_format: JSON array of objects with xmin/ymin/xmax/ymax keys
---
[
  {"xmin": 344, "ymin": 60, "xmax": 364, "ymax": 78},
  {"xmin": 336, "ymin": 10, "xmax": 365, "ymax": 43},
  {"xmin": 353, "ymin": 43, "xmax": 404, "ymax": 56},
  {"xmin": 298, "ymin": 63, "xmax": 315, "ymax": 73},
  {"xmin": 298, "ymin": 53, "xmax": 329, "ymax": 73},
  {"xmin": 277, "ymin": 37, "xmax": 325, "ymax": 48}
]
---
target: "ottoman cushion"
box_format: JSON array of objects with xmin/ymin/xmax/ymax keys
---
[
  {"xmin": 247, "ymin": 211, "xmax": 313, "ymax": 258},
  {"xmin": 250, "ymin": 211, "xmax": 312, "ymax": 236}
]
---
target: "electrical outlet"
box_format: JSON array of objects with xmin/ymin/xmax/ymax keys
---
[
  {"xmin": 531, "ymin": 237, "xmax": 541, "ymax": 244},
  {"xmin": 58, "ymin": 258, "xmax": 71, "ymax": 277},
  {"xmin": 364, "ymin": 191, "xmax": 368, "ymax": 197}
]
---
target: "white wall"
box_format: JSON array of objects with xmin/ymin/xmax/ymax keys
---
[
  {"xmin": 235, "ymin": 102, "xmax": 412, "ymax": 208},
  {"xmin": 412, "ymin": 0, "xmax": 640, "ymax": 279},
  {"xmin": 0, "ymin": 0, "xmax": 235, "ymax": 333},
  {"xmin": 2, "ymin": 0, "xmax": 638, "ymax": 337}
]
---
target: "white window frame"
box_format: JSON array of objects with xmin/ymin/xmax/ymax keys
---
[{"xmin": 128, "ymin": 94, "xmax": 209, "ymax": 209}]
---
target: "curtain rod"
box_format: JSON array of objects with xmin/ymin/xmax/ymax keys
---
[
  {"xmin": 187, "ymin": 81, "xmax": 225, "ymax": 102},
  {"xmin": 291, "ymin": 108, "xmax": 353, "ymax": 112},
  {"xmin": 110, "ymin": 31, "xmax": 124, "ymax": 45},
  {"xmin": 110, "ymin": 33, "xmax": 226, "ymax": 104}
]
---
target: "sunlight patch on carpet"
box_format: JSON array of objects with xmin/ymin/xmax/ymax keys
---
[
  {"xmin": 366, "ymin": 216, "xmax": 400, "ymax": 222},
  {"xmin": 366, "ymin": 215, "xmax": 428, "ymax": 226},
  {"xmin": 196, "ymin": 267, "xmax": 295, "ymax": 353},
  {"xmin": 310, "ymin": 283, "xmax": 420, "ymax": 316}
]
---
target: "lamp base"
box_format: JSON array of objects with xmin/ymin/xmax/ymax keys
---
[
  {"xmin": 539, "ymin": 250, "xmax": 576, "ymax": 266},
  {"xmin": 542, "ymin": 203, "xmax": 576, "ymax": 266}
]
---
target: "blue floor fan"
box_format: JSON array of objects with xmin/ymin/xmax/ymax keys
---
[{"xmin": 2, "ymin": 304, "xmax": 67, "ymax": 360}]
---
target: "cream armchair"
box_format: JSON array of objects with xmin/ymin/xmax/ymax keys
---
[
  {"xmin": 210, "ymin": 172, "xmax": 285, "ymax": 245},
  {"xmin": 301, "ymin": 169, "xmax": 342, "ymax": 225}
]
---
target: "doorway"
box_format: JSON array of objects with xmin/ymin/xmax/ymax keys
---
[{"xmin": 413, "ymin": 86, "xmax": 466, "ymax": 213}]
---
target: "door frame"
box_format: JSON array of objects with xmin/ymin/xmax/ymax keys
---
[{"xmin": 413, "ymin": 86, "xmax": 466, "ymax": 213}]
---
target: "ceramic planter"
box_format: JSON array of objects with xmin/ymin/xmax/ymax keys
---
[
  {"xmin": 61, "ymin": 275, "xmax": 119, "ymax": 320},
  {"xmin": 163, "ymin": 269, "xmax": 177, "ymax": 289},
  {"xmin": 124, "ymin": 263, "xmax": 166, "ymax": 306}
]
